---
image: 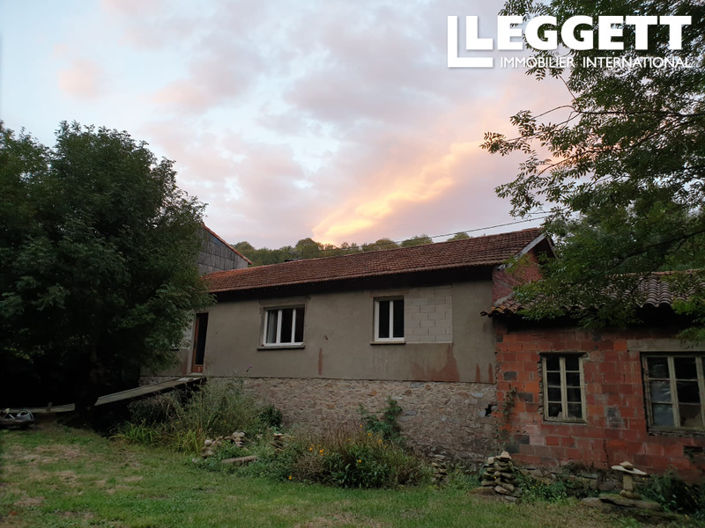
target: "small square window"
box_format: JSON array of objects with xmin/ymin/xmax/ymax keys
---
[
  {"xmin": 643, "ymin": 354, "xmax": 705, "ymax": 430},
  {"xmin": 542, "ymin": 354, "xmax": 586, "ymax": 422},
  {"xmin": 374, "ymin": 298, "xmax": 404, "ymax": 342},
  {"xmin": 262, "ymin": 307, "xmax": 304, "ymax": 346}
]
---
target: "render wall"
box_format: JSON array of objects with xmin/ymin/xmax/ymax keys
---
[
  {"xmin": 495, "ymin": 324, "xmax": 705, "ymax": 480},
  {"xmin": 175, "ymin": 281, "xmax": 496, "ymax": 382}
]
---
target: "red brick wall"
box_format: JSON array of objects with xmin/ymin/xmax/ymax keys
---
[
  {"xmin": 492, "ymin": 251, "xmax": 542, "ymax": 303},
  {"xmin": 495, "ymin": 324, "xmax": 705, "ymax": 481}
]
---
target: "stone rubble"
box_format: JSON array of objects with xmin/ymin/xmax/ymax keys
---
[
  {"xmin": 200, "ymin": 431, "xmax": 247, "ymax": 459},
  {"xmin": 473, "ymin": 451, "xmax": 521, "ymax": 501}
]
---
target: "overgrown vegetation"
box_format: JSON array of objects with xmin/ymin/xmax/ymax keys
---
[
  {"xmin": 233, "ymin": 426, "xmax": 431, "ymax": 489},
  {"xmin": 359, "ymin": 397, "xmax": 404, "ymax": 445},
  {"xmin": 116, "ymin": 380, "xmax": 265, "ymax": 453},
  {"xmin": 4, "ymin": 425, "xmax": 656, "ymax": 528},
  {"xmin": 641, "ymin": 472, "xmax": 705, "ymax": 519}
]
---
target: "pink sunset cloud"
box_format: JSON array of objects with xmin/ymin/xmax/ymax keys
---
[
  {"xmin": 57, "ymin": 59, "xmax": 106, "ymax": 99},
  {"xmin": 67, "ymin": 1, "xmax": 572, "ymax": 246}
]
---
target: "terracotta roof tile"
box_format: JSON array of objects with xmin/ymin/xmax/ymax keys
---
[
  {"xmin": 483, "ymin": 271, "xmax": 697, "ymax": 316},
  {"xmin": 205, "ymin": 228, "xmax": 543, "ymax": 293}
]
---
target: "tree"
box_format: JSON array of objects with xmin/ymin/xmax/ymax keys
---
[
  {"xmin": 483, "ymin": 1, "xmax": 705, "ymax": 337},
  {"xmin": 362, "ymin": 238, "xmax": 399, "ymax": 252},
  {"xmin": 447, "ymin": 232, "xmax": 470, "ymax": 241},
  {"xmin": 0, "ymin": 122, "xmax": 210, "ymax": 412},
  {"xmin": 400, "ymin": 235, "xmax": 433, "ymax": 248}
]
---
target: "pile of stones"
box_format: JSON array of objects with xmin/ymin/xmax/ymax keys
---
[
  {"xmin": 201, "ymin": 431, "xmax": 247, "ymax": 459},
  {"xmin": 430, "ymin": 454, "xmax": 449, "ymax": 483},
  {"xmin": 476, "ymin": 451, "xmax": 521, "ymax": 500}
]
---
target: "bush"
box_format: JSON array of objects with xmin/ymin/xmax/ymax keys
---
[
  {"xmin": 117, "ymin": 380, "xmax": 273, "ymax": 453},
  {"xmin": 640, "ymin": 472, "xmax": 705, "ymax": 516},
  {"xmin": 277, "ymin": 426, "xmax": 430, "ymax": 488},
  {"xmin": 359, "ymin": 397, "xmax": 404, "ymax": 445}
]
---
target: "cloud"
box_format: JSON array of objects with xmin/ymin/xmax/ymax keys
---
[
  {"xmin": 102, "ymin": 1, "xmax": 571, "ymax": 246},
  {"xmin": 56, "ymin": 59, "xmax": 106, "ymax": 99}
]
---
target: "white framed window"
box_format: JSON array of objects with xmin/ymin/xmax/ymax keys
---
[
  {"xmin": 643, "ymin": 354, "xmax": 705, "ymax": 430},
  {"xmin": 374, "ymin": 298, "xmax": 404, "ymax": 342},
  {"xmin": 262, "ymin": 307, "xmax": 304, "ymax": 346},
  {"xmin": 542, "ymin": 354, "xmax": 586, "ymax": 422}
]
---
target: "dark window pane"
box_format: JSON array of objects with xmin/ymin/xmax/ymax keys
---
[
  {"xmin": 648, "ymin": 357, "xmax": 669, "ymax": 379},
  {"xmin": 679, "ymin": 404, "xmax": 703, "ymax": 428},
  {"xmin": 652, "ymin": 404, "xmax": 674, "ymax": 426},
  {"xmin": 547, "ymin": 372, "xmax": 561, "ymax": 386},
  {"xmin": 545, "ymin": 356, "xmax": 559, "ymax": 371},
  {"xmin": 392, "ymin": 299, "xmax": 404, "ymax": 338},
  {"xmin": 677, "ymin": 381, "xmax": 700, "ymax": 404},
  {"xmin": 567, "ymin": 403, "xmax": 582, "ymax": 419},
  {"xmin": 547, "ymin": 387, "xmax": 561, "ymax": 401},
  {"xmin": 294, "ymin": 308, "xmax": 305, "ymax": 343},
  {"xmin": 281, "ymin": 308, "xmax": 293, "ymax": 343},
  {"xmin": 566, "ymin": 372, "xmax": 581, "ymax": 386},
  {"xmin": 650, "ymin": 381, "xmax": 672, "ymax": 402},
  {"xmin": 675, "ymin": 357, "xmax": 697, "ymax": 380},
  {"xmin": 565, "ymin": 356, "xmax": 579, "ymax": 371},
  {"xmin": 567, "ymin": 388, "xmax": 582, "ymax": 403},
  {"xmin": 265, "ymin": 310, "xmax": 278, "ymax": 344},
  {"xmin": 547, "ymin": 402, "xmax": 562, "ymax": 417},
  {"xmin": 378, "ymin": 300, "xmax": 389, "ymax": 338},
  {"xmin": 194, "ymin": 313, "xmax": 208, "ymax": 365}
]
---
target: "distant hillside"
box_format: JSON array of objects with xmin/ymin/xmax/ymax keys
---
[{"xmin": 233, "ymin": 233, "xmax": 470, "ymax": 266}]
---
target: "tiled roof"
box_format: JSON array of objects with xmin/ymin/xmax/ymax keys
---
[
  {"xmin": 483, "ymin": 271, "xmax": 696, "ymax": 316},
  {"xmin": 205, "ymin": 228, "xmax": 543, "ymax": 293}
]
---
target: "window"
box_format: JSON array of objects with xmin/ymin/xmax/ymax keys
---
[
  {"xmin": 374, "ymin": 298, "xmax": 404, "ymax": 342},
  {"xmin": 542, "ymin": 354, "xmax": 585, "ymax": 421},
  {"xmin": 262, "ymin": 307, "xmax": 304, "ymax": 346},
  {"xmin": 643, "ymin": 355, "xmax": 705, "ymax": 430}
]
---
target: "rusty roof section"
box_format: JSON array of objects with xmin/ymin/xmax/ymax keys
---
[
  {"xmin": 205, "ymin": 228, "xmax": 544, "ymax": 293},
  {"xmin": 202, "ymin": 223, "xmax": 252, "ymax": 265},
  {"xmin": 483, "ymin": 271, "xmax": 697, "ymax": 317}
]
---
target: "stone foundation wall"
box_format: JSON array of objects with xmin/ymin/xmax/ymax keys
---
[{"xmin": 242, "ymin": 377, "xmax": 497, "ymax": 463}]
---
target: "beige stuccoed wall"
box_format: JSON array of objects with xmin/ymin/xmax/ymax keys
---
[{"xmin": 183, "ymin": 280, "xmax": 497, "ymax": 383}]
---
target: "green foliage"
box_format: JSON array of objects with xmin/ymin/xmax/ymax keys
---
[
  {"xmin": 400, "ymin": 235, "xmax": 432, "ymax": 248},
  {"xmin": 516, "ymin": 472, "xmax": 598, "ymax": 503},
  {"xmin": 359, "ymin": 397, "xmax": 404, "ymax": 445},
  {"xmin": 118, "ymin": 380, "xmax": 264, "ymax": 453},
  {"xmin": 484, "ymin": 0, "xmax": 705, "ymax": 336},
  {"xmin": 271, "ymin": 427, "xmax": 430, "ymax": 488},
  {"xmin": 442, "ymin": 468, "xmax": 481, "ymax": 490},
  {"xmin": 0, "ymin": 122, "xmax": 210, "ymax": 410},
  {"xmin": 640, "ymin": 472, "xmax": 705, "ymax": 516},
  {"xmin": 257, "ymin": 404, "xmax": 283, "ymax": 429},
  {"xmin": 233, "ymin": 233, "xmax": 440, "ymax": 266}
]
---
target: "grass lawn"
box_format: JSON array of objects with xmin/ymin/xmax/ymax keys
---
[{"xmin": 0, "ymin": 422, "xmax": 697, "ymax": 528}]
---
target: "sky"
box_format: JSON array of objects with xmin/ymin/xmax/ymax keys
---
[{"xmin": 0, "ymin": 0, "xmax": 568, "ymax": 248}]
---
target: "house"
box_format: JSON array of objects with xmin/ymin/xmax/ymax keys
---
[
  {"xmin": 485, "ymin": 275, "xmax": 705, "ymax": 481},
  {"xmin": 151, "ymin": 227, "xmax": 552, "ymax": 461},
  {"xmin": 160, "ymin": 224, "xmax": 251, "ymax": 375},
  {"xmin": 198, "ymin": 223, "xmax": 251, "ymax": 274}
]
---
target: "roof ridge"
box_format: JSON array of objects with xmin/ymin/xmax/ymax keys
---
[{"xmin": 214, "ymin": 227, "xmax": 544, "ymax": 271}]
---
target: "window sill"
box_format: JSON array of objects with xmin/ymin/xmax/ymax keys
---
[
  {"xmin": 370, "ymin": 340, "xmax": 406, "ymax": 345},
  {"xmin": 648, "ymin": 426, "xmax": 705, "ymax": 437},
  {"xmin": 258, "ymin": 344, "xmax": 305, "ymax": 351},
  {"xmin": 543, "ymin": 418, "xmax": 586, "ymax": 424}
]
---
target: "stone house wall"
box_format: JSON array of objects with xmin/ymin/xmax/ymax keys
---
[
  {"xmin": 242, "ymin": 377, "xmax": 498, "ymax": 463},
  {"xmin": 494, "ymin": 322, "xmax": 705, "ymax": 481}
]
